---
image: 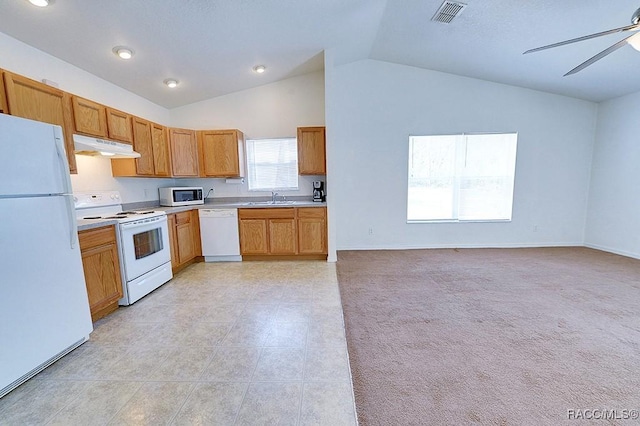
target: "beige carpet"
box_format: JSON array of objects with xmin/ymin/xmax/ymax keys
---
[{"xmin": 336, "ymin": 247, "xmax": 640, "ymax": 425}]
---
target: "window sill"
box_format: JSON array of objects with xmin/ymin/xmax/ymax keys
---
[{"xmin": 407, "ymin": 219, "xmax": 512, "ymax": 224}]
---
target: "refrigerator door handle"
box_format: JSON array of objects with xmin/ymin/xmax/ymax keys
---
[
  {"xmin": 64, "ymin": 194, "xmax": 78, "ymax": 249},
  {"xmin": 53, "ymin": 130, "xmax": 77, "ymax": 249},
  {"xmin": 53, "ymin": 128, "xmax": 73, "ymax": 194}
]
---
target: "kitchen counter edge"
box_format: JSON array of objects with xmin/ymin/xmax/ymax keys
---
[{"xmin": 77, "ymin": 202, "xmax": 327, "ymax": 231}]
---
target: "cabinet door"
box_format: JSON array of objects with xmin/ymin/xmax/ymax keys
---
[
  {"xmin": 131, "ymin": 117, "xmax": 154, "ymax": 175},
  {"xmin": 79, "ymin": 226, "xmax": 123, "ymax": 321},
  {"xmin": 239, "ymin": 219, "xmax": 268, "ymax": 254},
  {"xmin": 191, "ymin": 209, "xmax": 202, "ymax": 257},
  {"xmin": 169, "ymin": 128, "xmax": 199, "ymax": 176},
  {"xmin": 0, "ymin": 70, "xmax": 7, "ymax": 114},
  {"xmin": 72, "ymin": 96, "xmax": 108, "ymax": 137},
  {"xmin": 167, "ymin": 214, "xmax": 179, "ymax": 269},
  {"xmin": 199, "ymin": 129, "xmax": 244, "ymax": 177},
  {"xmin": 175, "ymin": 211, "xmax": 195, "ymax": 265},
  {"xmin": 297, "ymin": 126, "xmax": 326, "ymax": 175},
  {"xmin": 151, "ymin": 123, "xmax": 171, "ymax": 177},
  {"xmin": 3, "ymin": 71, "xmax": 77, "ymax": 174},
  {"xmin": 297, "ymin": 208, "xmax": 327, "ymax": 254},
  {"xmin": 106, "ymin": 107, "xmax": 133, "ymax": 143},
  {"xmin": 176, "ymin": 223, "xmax": 195, "ymax": 264},
  {"xmin": 269, "ymin": 219, "xmax": 297, "ymax": 254}
]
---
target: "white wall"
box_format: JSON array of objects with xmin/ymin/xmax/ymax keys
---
[
  {"xmin": 584, "ymin": 91, "xmax": 640, "ymax": 259},
  {"xmin": 326, "ymin": 59, "xmax": 597, "ymax": 250},
  {"xmin": 0, "ymin": 31, "xmax": 175, "ymax": 203},
  {"xmin": 170, "ymin": 71, "xmax": 326, "ymax": 198}
]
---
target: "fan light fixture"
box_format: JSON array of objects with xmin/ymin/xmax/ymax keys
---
[
  {"xmin": 630, "ymin": 33, "xmax": 640, "ymax": 51},
  {"xmin": 113, "ymin": 46, "xmax": 134, "ymax": 60},
  {"xmin": 253, "ymin": 65, "xmax": 266, "ymax": 74},
  {"xmin": 164, "ymin": 79, "xmax": 179, "ymax": 88},
  {"xmin": 28, "ymin": 0, "xmax": 49, "ymax": 7}
]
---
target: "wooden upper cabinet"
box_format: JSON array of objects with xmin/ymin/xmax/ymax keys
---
[
  {"xmin": 0, "ymin": 70, "xmax": 7, "ymax": 114},
  {"xmin": 151, "ymin": 123, "xmax": 171, "ymax": 177},
  {"xmin": 297, "ymin": 126, "xmax": 326, "ymax": 175},
  {"xmin": 111, "ymin": 120, "xmax": 171, "ymax": 178},
  {"xmin": 72, "ymin": 96, "xmax": 108, "ymax": 137},
  {"xmin": 198, "ymin": 129, "xmax": 245, "ymax": 177},
  {"xmin": 130, "ymin": 117, "xmax": 154, "ymax": 175},
  {"xmin": 169, "ymin": 127, "xmax": 199, "ymax": 177},
  {"xmin": 3, "ymin": 71, "xmax": 77, "ymax": 174},
  {"xmin": 105, "ymin": 107, "xmax": 133, "ymax": 143}
]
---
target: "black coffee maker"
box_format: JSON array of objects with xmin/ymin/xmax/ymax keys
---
[{"xmin": 312, "ymin": 181, "xmax": 325, "ymax": 202}]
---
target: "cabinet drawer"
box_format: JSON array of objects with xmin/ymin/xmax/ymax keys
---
[
  {"xmin": 297, "ymin": 207, "xmax": 326, "ymax": 219},
  {"xmin": 79, "ymin": 225, "xmax": 117, "ymax": 250},
  {"xmin": 239, "ymin": 208, "xmax": 295, "ymax": 219},
  {"xmin": 175, "ymin": 211, "xmax": 192, "ymax": 225}
]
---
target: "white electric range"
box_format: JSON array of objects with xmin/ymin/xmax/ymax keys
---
[{"xmin": 75, "ymin": 191, "xmax": 173, "ymax": 305}]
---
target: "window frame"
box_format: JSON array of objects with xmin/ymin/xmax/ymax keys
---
[
  {"xmin": 407, "ymin": 132, "xmax": 518, "ymax": 224},
  {"xmin": 245, "ymin": 137, "xmax": 299, "ymax": 192}
]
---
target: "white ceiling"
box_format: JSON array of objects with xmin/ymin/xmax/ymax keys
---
[{"xmin": 1, "ymin": 0, "xmax": 639, "ymax": 108}]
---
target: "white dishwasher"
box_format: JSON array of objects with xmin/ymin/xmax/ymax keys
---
[{"xmin": 199, "ymin": 209, "xmax": 242, "ymax": 262}]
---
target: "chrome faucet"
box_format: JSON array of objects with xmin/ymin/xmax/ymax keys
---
[{"xmin": 271, "ymin": 191, "xmax": 279, "ymax": 203}]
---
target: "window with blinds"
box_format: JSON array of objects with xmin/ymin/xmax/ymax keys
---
[
  {"xmin": 407, "ymin": 133, "xmax": 518, "ymax": 222},
  {"xmin": 246, "ymin": 138, "xmax": 299, "ymax": 191}
]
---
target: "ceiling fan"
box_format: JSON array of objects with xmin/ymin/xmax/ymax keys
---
[{"xmin": 524, "ymin": 6, "xmax": 640, "ymax": 76}]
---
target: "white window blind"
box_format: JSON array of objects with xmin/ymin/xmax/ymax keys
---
[
  {"xmin": 246, "ymin": 138, "xmax": 299, "ymax": 191},
  {"xmin": 407, "ymin": 133, "xmax": 517, "ymax": 222}
]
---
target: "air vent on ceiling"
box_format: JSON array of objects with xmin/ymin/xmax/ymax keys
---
[{"xmin": 431, "ymin": 1, "xmax": 467, "ymax": 24}]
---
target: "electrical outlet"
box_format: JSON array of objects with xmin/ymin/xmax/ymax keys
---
[
  {"xmin": 368, "ymin": 227, "xmax": 374, "ymax": 235},
  {"xmin": 533, "ymin": 225, "xmax": 539, "ymax": 232}
]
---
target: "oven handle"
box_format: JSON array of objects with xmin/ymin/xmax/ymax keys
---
[{"xmin": 119, "ymin": 215, "xmax": 167, "ymax": 230}]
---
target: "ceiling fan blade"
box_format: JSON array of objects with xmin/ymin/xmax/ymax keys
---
[
  {"xmin": 564, "ymin": 32, "xmax": 637, "ymax": 76},
  {"xmin": 524, "ymin": 23, "xmax": 639, "ymax": 54}
]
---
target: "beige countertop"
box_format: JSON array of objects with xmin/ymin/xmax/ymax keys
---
[{"xmin": 77, "ymin": 200, "xmax": 327, "ymax": 231}]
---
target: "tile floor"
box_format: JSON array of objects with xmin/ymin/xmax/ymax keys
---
[{"xmin": 0, "ymin": 261, "xmax": 357, "ymax": 425}]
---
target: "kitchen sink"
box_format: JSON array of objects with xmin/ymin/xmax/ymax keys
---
[{"xmin": 241, "ymin": 200, "xmax": 299, "ymax": 206}]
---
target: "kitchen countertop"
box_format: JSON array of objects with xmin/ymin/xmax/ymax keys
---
[{"xmin": 77, "ymin": 199, "xmax": 327, "ymax": 231}]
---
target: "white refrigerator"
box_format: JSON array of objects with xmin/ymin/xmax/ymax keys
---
[{"xmin": 0, "ymin": 114, "xmax": 93, "ymax": 398}]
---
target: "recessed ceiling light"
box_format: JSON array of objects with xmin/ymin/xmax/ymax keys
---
[
  {"xmin": 253, "ymin": 65, "xmax": 266, "ymax": 74},
  {"xmin": 164, "ymin": 79, "xmax": 179, "ymax": 88},
  {"xmin": 112, "ymin": 46, "xmax": 134, "ymax": 60},
  {"xmin": 28, "ymin": 0, "xmax": 49, "ymax": 7}
]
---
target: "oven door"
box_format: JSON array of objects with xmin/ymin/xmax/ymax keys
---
[{"xmin": 118, "ymin": 215, "xmax": 171, "ymax": 282}]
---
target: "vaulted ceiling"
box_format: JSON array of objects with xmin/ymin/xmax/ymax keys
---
[{"xmin": 1, "ymin": 0, "xmax": 639, "ymax": 108}]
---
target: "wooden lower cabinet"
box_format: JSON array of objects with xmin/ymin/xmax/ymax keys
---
[
  {"xmin": 297, "ymin": 208, "xmax": 327, "ymax": 254},
  {"xmin": 269, "ymin": 219, "xmax": 297, "ymax": 254},
  {"xmin": 239, "ymin": 207, "xmax": 326, "ymax": 259},
  {"xmin": 78, "ymin": 226, "xmax": 123, "ymax": 321},
  {"xmin": 167, "ymin": 210, "xmax": 202, "ymax": 272},
  {"xmin": 239, "ymin": 219, "xmax": 269, "ymax": 254}
]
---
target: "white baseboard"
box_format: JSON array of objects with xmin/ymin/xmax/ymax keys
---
[
  {"xmin": 583, "ymin": 243, "xmax": 640, "ymax": 260},
  {"xmin": 337, "ymin": 242, "xmax": 584, "ymax": 251}
]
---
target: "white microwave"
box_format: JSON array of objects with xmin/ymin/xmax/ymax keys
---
[{"xmin": 159, "ymin": 187, "xmax": 205, "ymax": 206}]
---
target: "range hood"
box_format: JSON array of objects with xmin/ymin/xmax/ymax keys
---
[{"xmin": 73, "ymin": 134, "xmax": 141, "ymax": 158}]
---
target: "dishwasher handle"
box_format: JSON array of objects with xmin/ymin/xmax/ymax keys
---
[{"xmin": 199, "ymin": 209, "xmax": 238, "ymax": 218}]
